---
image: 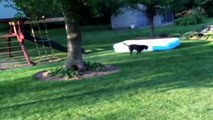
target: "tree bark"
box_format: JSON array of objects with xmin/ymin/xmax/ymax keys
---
[
  {"xmin": 148, "ymin": 15, "xmax": 155, "ymax": 38},
  {"xmin": 146, "ymin": 6, "xmax": 156, "ymax": 38},
  {"xmin": 59, "ymin": 0, "xmax": 85, "ymax": 71},
  {"xmin": 63, "ymin": 16, "xmax": 85, "ymax": 71}
]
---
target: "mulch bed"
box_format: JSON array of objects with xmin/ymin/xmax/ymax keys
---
[{"xmin": 34, "ymin": 65, "xmax": 119, "ymax": 81}]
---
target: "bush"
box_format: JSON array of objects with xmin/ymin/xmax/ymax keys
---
[
  {"xmin": 182, "ymin": 31, "xmax": 197, "ymax": 39},
  {"xmin": 48, "ymin": 67, "xmax": 79, "ymax": 79},
  {"xmin": 175, "ymin": 7, "xmax": 205, "ymax": 26},
  {"xmin": 181, "ymin": 31, "xmax": 206, "ymax": 40},
  {"xmin": 48, "ymin": 61, "xmax": 105, "ymax": 78},
  {"xmin": 175, "ymin": 16, "xmax": 198, "ymax": 26},
  {"xmin": 84, "ymin": 61, "xmax": 105, "ymax": 72}
]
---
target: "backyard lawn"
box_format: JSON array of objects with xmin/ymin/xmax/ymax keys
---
[{"xmin": 0, "ymin": 19, "xmax": 213, "ymax": 119}]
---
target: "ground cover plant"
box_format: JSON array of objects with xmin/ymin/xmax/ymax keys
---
[
  {"xmin": 47, "ymin": 61, "xmax": 106, "ymax": 79},
  {"xmin": 0, "ymin": 18, "xmax": 213, "ymax": 119}
]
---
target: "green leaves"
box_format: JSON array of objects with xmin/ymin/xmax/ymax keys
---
[
  {"xmin": 48, "ymin": 61, "xmax": 105, "ymax": 78},
  {"xmin": 48, "ymin": 67, "xmax": 79, "ymax": 79},
  {"xmin": 9, "ymin": 0, "xmax": 125, "ymax": 20},
  {"xmin": 12, "ymin": 0, "xmax": 62, "ymax": 19},
  {"xmin": 84, "ymin": 61, "xmax": 105, "ymax": 72}
]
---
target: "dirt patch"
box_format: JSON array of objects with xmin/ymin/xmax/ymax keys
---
[{"xmin": 34, "ymin": 65, "xmax": 119, "ymax": 81}]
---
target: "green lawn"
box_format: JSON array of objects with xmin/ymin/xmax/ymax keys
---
[{"xmin": 1, "ymin": 19, "xmax": 213, "ymax": 120}]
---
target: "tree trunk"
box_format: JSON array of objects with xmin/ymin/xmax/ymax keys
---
[
  {"xmin": 63, "ymin": 16, "xmax": 85, "ymax": 71},
  {"xmin": 59, "ymin": 0, "xmax": 85, "ymax": 71},
  {"xmin": 146, "ymin": 6, "xmax": 156, "ymax": 38},
  {"xmin": 148, "ymin": 15, "xmax": 155, "ymax": 38}
]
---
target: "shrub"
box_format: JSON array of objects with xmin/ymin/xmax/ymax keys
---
[
  {"xmin": 84, "ymin": 61, "xmax": 105, "ymax": 72},
  {"xmin": 181, "ymin": 31, "xmax": 207, "ymax": 40},
  {"xmin": 48, "ymin": 67, "xmax": 79, "ymax": 78},
  {"xmin": 175, "ymin": 16, "xmax": 198, "ymax": 26},
  {"xmin": 182, "ymin": 31, "xmax": 197, "ymax": 39},
  {"xmin": 175, "ymin": 7, "xmax": 205, "ymax": 26},
  {"xmin": 48, "ymin": 61, "xmax": 105, "ymax": 78}
]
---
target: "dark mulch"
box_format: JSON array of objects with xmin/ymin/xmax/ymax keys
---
[{"xmin": 34, "ymin": 65, "xmax": 119, "ymax": 81}]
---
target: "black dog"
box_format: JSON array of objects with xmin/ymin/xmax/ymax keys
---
[{"xmin": 123, "ymin": 43, "xmax": 148, "ymax": 55}]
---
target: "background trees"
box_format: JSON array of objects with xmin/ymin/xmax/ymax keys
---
[{"xmin": 12, "ymin": 0, "xmax": 61, "ymax": 18}]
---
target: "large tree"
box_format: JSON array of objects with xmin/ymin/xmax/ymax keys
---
[
  {"xmin": 1, "ymin": 0, "xmax": 124, "ymax": 70},
  {"xmin": 59, "ymin": 0, "xmax": 124, "ymax": 70}
]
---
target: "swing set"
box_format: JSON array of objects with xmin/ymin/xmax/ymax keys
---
[{"xmin": 0, "ymin": 17, "xmax": 66, "ymax": 70}]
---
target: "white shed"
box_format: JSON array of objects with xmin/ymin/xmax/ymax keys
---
[{"xmin": 111, "ymin": 5, "xmax": 174, "ymax": 29}]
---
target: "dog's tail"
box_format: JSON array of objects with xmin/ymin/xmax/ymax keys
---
[{"xmin": 123, "ymin": 43, "xmax": 129, "ymax": 46}]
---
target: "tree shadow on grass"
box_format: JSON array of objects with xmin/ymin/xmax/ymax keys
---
[{"xmin": 85, "ymin": 44, "xmax": 113, "ymax": 54}]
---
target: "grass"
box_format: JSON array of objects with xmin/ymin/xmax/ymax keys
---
[{"xmin": 1, "ymin": 18, "xmax": 213, "ymax": 119}]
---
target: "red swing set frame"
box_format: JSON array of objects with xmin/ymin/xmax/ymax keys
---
[{"xmin": 0, "ymin": 19, "xmax": 33, "ymax": 65}]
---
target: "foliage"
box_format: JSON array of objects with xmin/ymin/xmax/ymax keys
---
[
  {"xmin": 48, "ymin": 67, "xmax": 79, "ymax": 78},
  {"xmin": 84, "ymin": 61, "xmax": 105, "ymax": 72},
  {"xmin": 182, "ymin": 31, "xmax": 198, "ymax": 39},
  {"xmin": 48, "ymin": 61, "xmax": 105, "ymax": 78},
  {"xmin": 175, "ymin": 7, "xmax": 205, "ymax": 18},
  {"xmin": 169, "ymin": 0, "xmax": 190, "ymax": 12},
  {"xmin": 188, "ymin": 0, "xmax": 213, "ymax": 17},
  {"xmin": 8, "ymin": 0, "xmax": 124, "ymax": 21},
  {"xmin": 175, "ymin": 8, "xmax": 205, "ymax": 26},
  {"xmin": 182, "ymin": 31, "xmax": 207, "ymax": 40},
  {"xmin": 181, "ymin": 31, "xmax": 213, "ymax": 40},
  {"xmin": 175, "ymin": 16, "xmax": 200, "ymax": 26},
  {"xmin": 200, "ymin": 0, "xmax": 213, "ymax": 17},
  {"xmin": 172, "ymin": 0, "xmax": 213, "ymax": 17},
  {"xmin": 12, "ymin": 0, "xmax": 62, "ymax": 19}
]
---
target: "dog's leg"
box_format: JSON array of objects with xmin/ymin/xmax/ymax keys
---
[
  {"xmin": 136, "ymin": 51, "xmax": 139, "ymax": 55},
  {"xmin": 130, "ymin": 50, "xmax": 133, "ymax": 55}
]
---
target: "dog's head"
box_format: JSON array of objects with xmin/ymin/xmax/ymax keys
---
[{"xmin": 145, "ymin": 45, "xmax": 148, "ymax": 50}]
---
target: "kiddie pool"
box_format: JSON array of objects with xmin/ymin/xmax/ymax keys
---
[{"xmin": 113, "ymin": 38, "xmax": 180, "ymax": 53}]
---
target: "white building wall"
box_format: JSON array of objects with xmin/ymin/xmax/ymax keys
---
[
  {"xmin": 111, "ymin": 7, "xmax": 148, "ymax": 29},
  {"xmin": 134, "ymin": 10, "xmax": 147, "ymax": 27},
  {"xmin": 154, "ymin": 15, "xmax": 163, "ymax": 26},
  {"xmin": 111, "ymin": 6, "xmax": 173, "ymax": 29}
]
